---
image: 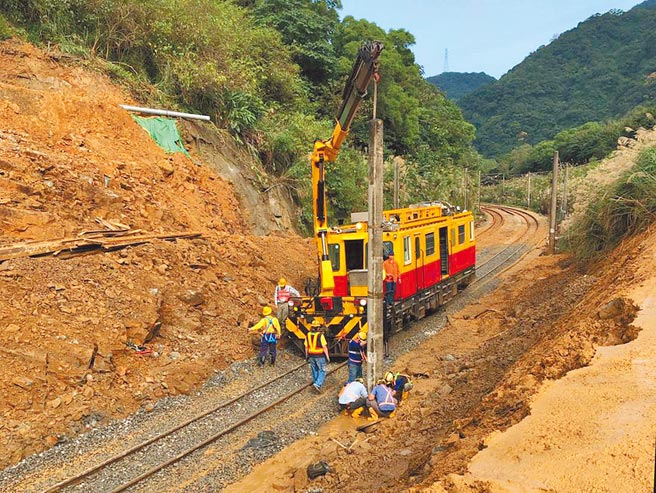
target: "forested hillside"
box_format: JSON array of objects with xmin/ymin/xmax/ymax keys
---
[
  {"xmin": 0, "ymin": 0, "xmax": 478, "ymax": 225},
  {"xmin": 459, "ymin": 0, "xmax": 656, "ymax": 158},
  {"xmin": 426, "ymin": 72, "xmax": 495, "ymax": 101}
]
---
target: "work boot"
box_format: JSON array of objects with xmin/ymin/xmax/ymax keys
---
[
  {"xmin": 351, "ymin": 407, "xmax": 364, "ymax": 418},
  {"xmin": 258, "ymin": 356, "xmax": 265, "ymax": 367},
  {"xmin": 270, "ymin": 356, "xmax": 276, "ymax": 366},
  {"xmin": 368, "ymin": 408, "xmax": 378, "ymax": 421}
]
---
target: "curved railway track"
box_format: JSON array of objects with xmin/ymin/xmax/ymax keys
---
[
  {"xmin": 0, "ymin": 204, "xmax": 545, "ymax": 493},
  {"xmin": 473, "ymin": 204, "xmax": 542, "ymax": 285}
]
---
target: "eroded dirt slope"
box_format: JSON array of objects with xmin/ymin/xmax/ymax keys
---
[{"xmin": 0, "ymin": 39, "xmax": 316, "ymax": 466}]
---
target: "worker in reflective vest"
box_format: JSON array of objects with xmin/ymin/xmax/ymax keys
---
[
  {"xmin": 366, "ymin": 378, "xmax": 398, "ymax": 420},
  {"xmin": 248, "ymin": 306, "xmax": 281, "ymax": 366},
  {"xmin": 347, "ymin": 331, "xmax": 367, "ymax": 383},
  {"xmin": 305, "ymin": 319, "xmax": 330, "ymax": 393},
  {"xmin": 274, "ymin": 278, "xmax": 300, "ymax": 326}
]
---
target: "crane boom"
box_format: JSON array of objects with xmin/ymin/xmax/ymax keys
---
[{"xmin": 311, "ymin": 40, "xmax": 383, "ymax": 296}]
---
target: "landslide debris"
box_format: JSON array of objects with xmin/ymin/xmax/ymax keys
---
[{"xmin": 0, "ymin": 39, "xmax": 316, "ymax": 467}]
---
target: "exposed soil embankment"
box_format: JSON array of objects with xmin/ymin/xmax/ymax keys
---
[{"xmin": 0, "ymin": 39, "xmax": 316, "ymax": 467}]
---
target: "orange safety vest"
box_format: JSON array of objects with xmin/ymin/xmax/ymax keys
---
[
  {"xmin": 383, "ymin": 258, "xmax": 399, "ymax": 282},
  {"xmin": 305, "ymin": 331, "xmax": 325, "ymax": 356}
]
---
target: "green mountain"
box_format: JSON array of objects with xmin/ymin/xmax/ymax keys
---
[
  {"xmin": 459, "ymin": 0, "xmax": 656, "ymax": 157},
  {"xmin": 426, "ymin": 72, "xmax": 495, "ymax": 101}
]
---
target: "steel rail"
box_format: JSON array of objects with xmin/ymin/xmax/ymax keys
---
[
  {"xmin": 43, "ymin": 360, "xmax": 312, "ymax": 492},
  {"xmin": 111, "ymin": 361, "xmax": 348, "ymax": 493},
  {"xmin": 471, "ymin": 205, "xmax": 541, "ymax": 286}
]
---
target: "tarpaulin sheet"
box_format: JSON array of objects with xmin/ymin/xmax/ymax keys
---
[{"xmin": 132, "ymin": 116, "xmax": 190, "ymax": 157}]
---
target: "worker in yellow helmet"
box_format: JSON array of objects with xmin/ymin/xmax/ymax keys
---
[
  {"xmin": 347, "ymin": 331, "xmax": 367, "ymax": 383},
  {"xmin": 305, "ymin": 319, "xmax": 330, "ymax": 392},
  {"xmin": 366, "ymin": 374, "xmax": 398, "ymax": 420},
  {"xmin": 274, "ymin": 278, "xmax": 300, "ymax": 327},
  {"xmin": 248, "ymin": 306, "xmax": 281, "ymax": 367}
]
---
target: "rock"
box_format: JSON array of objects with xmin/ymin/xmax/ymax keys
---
[
  {"xmin": 12, "ymin": 376, "xmax": 34, "ymax": 389},
  {"xmin": 48, "ymin": 397, "xmax": 62, "ymax": 409},
  {"xmin": 178, "ymin": 289, "xmax": 206, "ymax": 306},
  {"xmin": 5, "ymin": 323, "xmax": 20, "ymax": 333},
  {"xmin": 157, "ymin": 159, "xmax": 175, "ymax": 176},
  {"xmin": 44, "ymin": 435, "xmax": 59, "ymax": 447},
  {"xmin": 438, "ymin": 384, "xmax": 453, "ymax": 396}
]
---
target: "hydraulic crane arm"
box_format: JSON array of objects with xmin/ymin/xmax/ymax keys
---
[{"xmin": 311, "ymin": 40, "xmax": 383, "ymax": 296}]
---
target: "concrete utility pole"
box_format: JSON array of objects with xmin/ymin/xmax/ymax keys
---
[
  {"xmin": 464, "ymin": 168, "xmax": 469, "ymax": 210},
  {"xmin": 527, "ymin": 172, "xmax": 532, "ymax": 208},
  {"xmin": 477, "ymin": 170, "xmax": 482, "ymax": 211},
  {"xmin": 393, "ymin": 158, "xmax": 400, "ymax": 209},
  {"xmin": 562, "ymin": 164, "xmax": 568, "ymax": 217},
  {"xmin": 547, "ymin": 151, "xmax": 559, "ymax": 254},
  {"xmin": 366, "ymin": 118, "xmax": 384, "ymax": 390}
]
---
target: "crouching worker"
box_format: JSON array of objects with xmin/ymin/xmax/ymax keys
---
[
  {"xmin": 338, "ymin": 378, "xmax": 368, "ymax": 418},
  {"xmin": 384, "ymin": 371, "xmax": 414, "ymax": 405},
  {"xmin": 366, "ymin": 378, "xmax": 398, "ymax": 420},
  {"xmin": 248, "ymin": 306, "xmax": 281, "ymax": 366}
]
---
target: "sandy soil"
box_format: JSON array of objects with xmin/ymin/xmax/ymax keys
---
[{"xmin": 0, "ymin": 39, "xmax": 316, "ymax": 467}]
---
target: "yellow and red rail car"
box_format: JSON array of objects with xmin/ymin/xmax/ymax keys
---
[{"xmin": 286, "ymin": 202, "xmax": 475, "ymax": 356}]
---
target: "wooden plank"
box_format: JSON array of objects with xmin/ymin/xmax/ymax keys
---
[{"xmin": 0, "ymin": 231, "xmax": 202, "ymax": 262}]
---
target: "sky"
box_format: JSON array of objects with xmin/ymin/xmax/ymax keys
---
[{"xmin": 339, "ymin": 0, "xmax": 644, "ymax": 79}]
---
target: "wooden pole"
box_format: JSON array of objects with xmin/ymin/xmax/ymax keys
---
[
  {"xmin": 547, "ymin": 151, "xmax": 559, "ymax": 254},
  {"xmin": 367, "ymin": 118, "xmax": 384, "ymax": 391}
]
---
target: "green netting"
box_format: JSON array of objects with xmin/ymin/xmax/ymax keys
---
[{"xmin": 132, "ymin": 116, "xmax": 190, "ymax": 157}]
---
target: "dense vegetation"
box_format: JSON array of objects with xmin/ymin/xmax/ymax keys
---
[
  {"xmin": 0, "ymin": 0, "xmax": 478, "ymax": 230},
  {"xmin": 426, "ymin": 72, "xmax": 495, "ymax": 101},
  {"xmin": 459, "ymin": 0, "xmax": 656, "ymax": 158},
  {"xmin": 495, "ymin": 102, "xmax": 656, "ymax": 175}
]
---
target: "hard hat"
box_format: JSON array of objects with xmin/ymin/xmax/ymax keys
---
[
  {"xmin": 357, "ymin": 331, "xmax": 367, "ymax": 341},
  {"xmin": 278, "ymin": 278, "xmax": 286, "ymax": 287},
  {"xmin": 311, "ymin": 319, "xmax": 322, "ymax": 328},
  {"xmin": 354, "ymin": 377, "xmax": 365, "ymax": 384},
  {"xmin": 384, "ymin": 371, "xmax": 395, "ymax": 385},
  {"xmin": 262, "ymin": 306, "xmax": 272, "ymax": 316}
]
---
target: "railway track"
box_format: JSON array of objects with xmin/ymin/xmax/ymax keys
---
[
  {"xmin": 0, "ymin": 204, "xmax": 544, "ymax": 493},
  {"xmin": 3, "ymin": 359, "xmax": 346, "ymax": 493},
  {"xmin": 473, "ymin": 204, "xmax": 542, "ymax": 285}
]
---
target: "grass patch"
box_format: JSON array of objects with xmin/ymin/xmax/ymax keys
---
[
  {"xmin": 0, "ymin": 14, "xmax": 13, "ymax": 40},
  {"xmin": 564, "ymin": 147, "xmax": 656, "ymax": 263}
]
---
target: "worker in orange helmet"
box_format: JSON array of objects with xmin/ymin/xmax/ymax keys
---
[
  {"xmin": 274, "ymin": 278, "xmax": 300, "ymax": 327},
  {"xmin": 248, "ymin": 306, "xmax": 281, "ymax": 367}
]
